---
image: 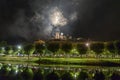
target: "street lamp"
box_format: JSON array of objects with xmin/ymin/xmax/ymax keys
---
[
  {"xmin": 85, "ymin": 42, "xmax": 91, "ymax": 55},
  {"xmin": 85, "ymin": 42, "xmax": 90, "ymax": 47},
  {"xmin": 17, "ymin": 45, "xmax": 22, "ymax": 50}
]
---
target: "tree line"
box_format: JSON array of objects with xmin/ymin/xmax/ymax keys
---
[{"xmin": 0, "ymin": 40, "xmax": 120, "ymax": 58}]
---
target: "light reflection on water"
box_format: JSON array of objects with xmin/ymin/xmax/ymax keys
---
[{"xmin": 0, "ymin": 63, "xmax": 120, "ymax": 80}]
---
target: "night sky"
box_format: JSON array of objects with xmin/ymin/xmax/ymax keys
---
[{"xmin": 0, "ymin": 0, "xmax": 120, "ymax": 43}]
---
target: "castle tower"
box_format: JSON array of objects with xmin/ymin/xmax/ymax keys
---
[
  {"xmin": 55, "ymin": 32, "xmax": 60, "ymax": 39},
  {"xmin": 51, "ymin": 26, "xmax": 60, "ymax": 39}
]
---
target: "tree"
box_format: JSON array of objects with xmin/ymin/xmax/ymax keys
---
[
  {"xmin": 35, "ymin": 43, "xmax": 46, "ymax": 59},
  {"xmin": 106, "ymin": 42, "xmax": 116, "ymax": 57},
  {"xmin": 0, "ymin": 41, "xmax": 7, "ymax": 47},
  {"xmin": 5, "ymin": 45, "xmax": 13, "ymax": 55},
  {"xmin": 47, "ymin": 42, "xmax": 60, "ymax": 55},
  {"xmin": 61, "ymin": 42, "xmax": 72, "ymax": 55},
  {"xmin": 0, "ymin": 41, "xmax": 7, "ymax": 54},
  {"xmin": 24, "ymin": 44, "xmax": 35, "ymax": 60},
  {"xmin": 0, "ymin": 47, "xmax": 5, "ymax": 55},
  {"xmin": 115, "ymin": 41, "xmax": 120, "ymax": 55},
  {"xmin": 12, "ymin": 46, "xmax": 23, "ymax": 56},
  {"xmin": 91, "ymin": 42, "xmax": 104, "ymax": 57},
  {"xmin": 106, "ymin": 42, "xmax": 115, "ymax": 53},
  {"xmin": 76, "ymin": 43, "xmax": 87, "ymax": 56},
  {"xmin": 12, "ymin": 46, "xmax": 18, "ymax": 55}
]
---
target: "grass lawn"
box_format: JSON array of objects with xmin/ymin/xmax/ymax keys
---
[{"xmin": 0, "ymin": 56, "xmax": 120, "ymax": 66}]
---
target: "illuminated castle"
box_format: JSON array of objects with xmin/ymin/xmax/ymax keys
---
[{"xmin": 51, "ymin": 27, "xmax": 65, "ymax": 40}]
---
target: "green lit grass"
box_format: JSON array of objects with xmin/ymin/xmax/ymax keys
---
[
  {"xmin": 0, "ymin": 56, "xmax": 38, "ymax": 62},
  {"xmin": 0, "ymin": 56, "xmax": 120, "ymax": 66}
]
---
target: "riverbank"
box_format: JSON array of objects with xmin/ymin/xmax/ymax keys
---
[{"xmin": 0, "ymin": 56, "xmax": 120, "ymax": 67}]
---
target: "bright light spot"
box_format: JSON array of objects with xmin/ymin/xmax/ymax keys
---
[
  {"xmin": 15, "ymin": 70, "xmax": 18, "ymax": 74},
  {"xmin": 49, "ymin": 7, "xmax": 67, "ymax": 27},
  {"xmin": 61, "ymin": 32, "xmax": 63, "ymax": 36},
  {"xmin": 85, "ymin": 43, "xmax": 90, "ymax": 47},
  {"xmin": 8, "ymin": 64, "xmax": 11, "ymax": 66},
  {"xmin": 74, "ymin": 74, "xmax": 77, "ymax": 79},
  {"xmin": 17, "ymin": 45, "xmax": 22, "ymax": 49}
]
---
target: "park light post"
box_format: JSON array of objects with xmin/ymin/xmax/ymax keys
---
[
  {"xmin": 17, "ymin": 45, "xmax": 22, "ymax": 50},
  {"xmin": 85, "ymin": 42, "xmax": 91, "ymax": 55},
  {"xmin": 17, "ymin": 45, "xmax": 22, "ymax": 56}
]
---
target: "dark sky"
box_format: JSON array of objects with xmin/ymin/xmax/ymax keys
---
[{"xmin": 0, "ymin": 0, "xmax": 120, "ymax": 43}]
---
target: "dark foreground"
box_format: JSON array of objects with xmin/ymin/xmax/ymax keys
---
[{"xmin": 0, "ymin": 63, "xmax": 120, "ymax": 80}]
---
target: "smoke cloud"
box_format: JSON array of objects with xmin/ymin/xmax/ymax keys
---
[{"xmin": 0, "ymin": 0, "xmax": 120, "ymax": 43}]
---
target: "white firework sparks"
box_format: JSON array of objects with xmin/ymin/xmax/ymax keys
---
[{"xmin": 49, "ymin": 7, "xmax": 67, "ymax": 27}]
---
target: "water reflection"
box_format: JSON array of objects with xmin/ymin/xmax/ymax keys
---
[{"xmin": 0, "ymin": 63, "xmax": 120, "ymax": 80}]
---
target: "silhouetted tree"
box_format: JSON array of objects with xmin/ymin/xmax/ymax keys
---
[
  {"xmin": 61, "ymin": 43, "xmax": 72, "ymax": 55},
  {"xmin": 0, "ymin": 41, "xmax": 7, "ymax": 54},
  {"xmin": 76, "ymin": 43, "xmax": 87, "ymax": 57},
  {"xmin": 115, "ymin": 41, "xmax": 120, "ymax": 55},
  {"xmin": 35, "ymin": 43, "xmax": 46, "ymax": 59},
  {"xmin": 47, "ymin": 42, "xmax": 60, "ymax": 55},
  {"xmin": 106, "ymin": 42, "xmax": 115, "ymax": 53},
  {"xmin": 24, "ymin": 44, "xmax": 35, "ymax": 60},
  {"xmin": 91, "ymin": 42, "xmax": 104, "ymax": 57},
  {"xmin": 106, "ymin": 42, "xmax": 116, "ymax": 57},
  {"xmin": 0, "ymin": 47, "xmax": 5, "ymax": 55},
  {"xmin": 5, "ymin": 45, "xmax": 13, "ymax": 55},
  {"xmin": 0, "ymin": 41, "xmax": 7, "ymax": 47}
]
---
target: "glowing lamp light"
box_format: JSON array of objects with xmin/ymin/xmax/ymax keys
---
[
  {"xmin": 17, "ymin": 45, "xmax": 22, "ymax": 49},
  {"xmin": 74, "ymin": 74, "xmax": 77, "ymax": 78},
  {"xmin": 85, "ymin": 42, "xmax": 90, "ymax": 47}
]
